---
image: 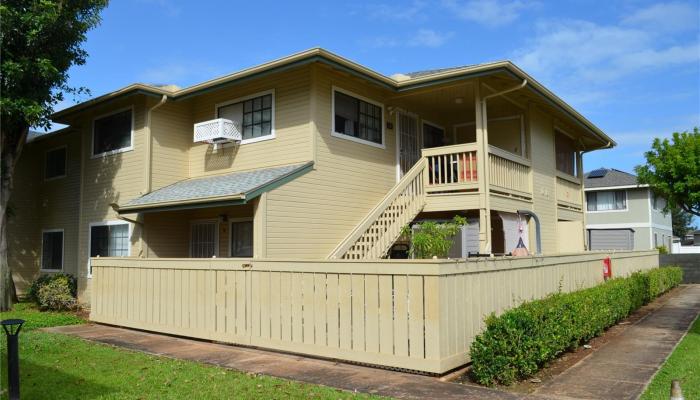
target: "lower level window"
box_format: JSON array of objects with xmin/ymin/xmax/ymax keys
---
[
  {"xmin": 41, "ymin": 230, "xmax": 63, "ymax": 270},
  {"xmin": 89, "ymin": 223, "xmax": 129, "ymax": 275},
  {"xmin": 230, "ymin": 220, "xmax": 253, "ymax": 257},
  {"xmin": 191, "ymin": 221, "xmax": 218, "ymax": 258}
]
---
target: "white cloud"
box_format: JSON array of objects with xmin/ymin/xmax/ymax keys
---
[
  {"xmin": 408, "ymin": 29, "xmax": 453, "ymax": 47},
  {"xmin": 622, "ymin": 2, "xmax": 699, "ymax": 33},
  {"xmin": 369, "ymin": 29, "xmax": 453, "ymax": 48},
  {"xmin": 367, "ymin": 1, "xmax": 427, "ymax": 21},
  {"xmin": 442, "ymin": 0, "xmax": 533, "ymax": 27}
]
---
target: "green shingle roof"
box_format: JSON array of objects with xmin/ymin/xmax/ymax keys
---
[{"xmin": 120, "ymin": 162, "xmax": 313, "ymax": 213}]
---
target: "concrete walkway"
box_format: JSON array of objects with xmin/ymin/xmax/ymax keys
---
[
  {"xmin": 533, "ymin": 284, "xmax": 700, "ymax": 400},
  {"xmin": 45, "ymin": 285, "xmax": 700, "ymax": 400}
]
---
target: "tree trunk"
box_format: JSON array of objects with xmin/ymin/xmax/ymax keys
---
[{"xmin": 1, "ymin": 157, "xmax": 15, "ymax": 311}]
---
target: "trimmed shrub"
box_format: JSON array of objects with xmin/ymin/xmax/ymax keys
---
[
  {"xmin": 27, "ymin": 273, "xmax": 78, "ymax": 302},
  {"xmin": 470, "ymin": 267, "xmax": 683, "ymax": 386},
  {"xmin": 36, "ymin": 275, "xmax": 78, "ymax": 311}
]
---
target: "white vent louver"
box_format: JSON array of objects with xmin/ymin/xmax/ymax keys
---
[{"xmin": 193, "ymin": 118, "xmax": 242, "ymax": 148}]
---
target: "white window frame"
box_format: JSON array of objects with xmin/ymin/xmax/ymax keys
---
[
  {"xmin": 586, "ymin": 190, "xmax": 629, "ymax": 213},
  {"xmin": 87, "ymin": 220, "xmax": 132, "ymax": 278},
  {"xmin": 189, "ymin": 219, "xmax": 220, "ymax": 258},
  {"xmin": 331, "ymin": 86, "xmax": 385, "ymax": 149},
  {"xmin": 91, "ymin": 106, "xmax": 135, "ymax": 158},
  {"xmin": 214, "ymin": 89, "xmax": 276, "ymax": 145},
  {"xmin": 40, "ymin": 228, "xmax": 64, "ymax": 272},
  {"xmin": 44, "ymin": 145, "xmax": 67, "ymax": 181},
  {"xmin": 229, "ymin": 217, "xmax": 254, "ymax": 258}
]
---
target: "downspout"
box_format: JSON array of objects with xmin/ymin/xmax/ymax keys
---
[
  {"xmin": 478, "ymin": 79, "xmax": 527, "ymax": 253},
  {"xmin": 517, "ymin": 209, "xmax": 541, "ymax": 255},
  {"xmin": 141, "ymin": 94, "xmax": 168, "ymax": 258}
]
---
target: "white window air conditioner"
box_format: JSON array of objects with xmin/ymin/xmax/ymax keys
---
[{"xmin": 193, "ymin": 118, "xmax": 242, "ymax": 151}]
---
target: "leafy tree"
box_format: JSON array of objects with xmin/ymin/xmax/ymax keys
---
[
  {"xmin": 402, "ymin": 216, "xmax": 467, "ymax": 259},
  {"xmin": 1, "ymin": 0, "xmax": 107, "ymax": 310},
  {"xmin": 671, "ymin": 207, "xmax": 696, "ymax": 238},
  {"xmin": 635, "ymin": 129, "xmax": 700, "ymax": 217}
]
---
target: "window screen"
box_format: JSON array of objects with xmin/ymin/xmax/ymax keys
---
[
  {"xmin": 230, "ymin": 221, "xmax": 253, "ymax": 257},
  {"xmin": 218, "ymin": 93, "xmax": 273, "ymax": 141},
  {"xmin": 334, "ymin": 91, "xmax": 383, "ymax": 145},
  {"xmin": 555, "ymin": 132, "xmax": 577, "ymax": 176},
  {"xmin": 45, "ymin": 148, "xmax": 66, "ymax": 179},
  {"xmin": 42, "ymin": 231, "xmax": 63, "ymax": 270},
  {"xmin": 191, "ymin": 221, "xmax": 218, "ymax": 258},
  {"xmin": 93, "ymin": 109, "xmax": 132, "ymax": 155}
]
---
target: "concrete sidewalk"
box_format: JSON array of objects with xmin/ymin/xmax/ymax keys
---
[
  {"xmin": 46, "ymin": 284, "xmax": 700, "ymax": 400},
  {"xmin": 533, "ymin": 284, "xmax": 700, "ymax": 400}
]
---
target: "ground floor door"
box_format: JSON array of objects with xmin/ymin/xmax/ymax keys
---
[
  {"xmin": 396, "ymin": 111, "xmax": 420, "ymax": 179},
  {"xmin": 588, "ymin": 229, "xmax": 634, "ymax": 251}
]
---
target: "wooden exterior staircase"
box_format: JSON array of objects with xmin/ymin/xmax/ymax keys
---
[{"xmin": 328, "ymin": 158, "xmax": 427, "ymax": 260}]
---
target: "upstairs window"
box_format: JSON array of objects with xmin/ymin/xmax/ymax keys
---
[
  {"xmin": 652, "ymin": 193, "xmax": 666, "ymax": 210},
  {"xmin": 41, "ymin": 230, "xmax": 63, "ymax": 271},
  {"xmin": 45, "ymin": 147, "xmax": 66, "ymax": 180},
  {"xmin": 217, "ymin": 91, "xmax": 274, "ymax": 143},
  {"xmin": 332, "ymin": 88, "xmax": 384, "ymax": 147},
  {"xmin": 93, "ymin": 109, "xmax": 133, "ymax": 156},
  {"xmin": 587, "ymin": 190, "xmax": 627, "ymax": 211},
  {"xmin": 555, "ymin": 132, "xmax": 577, "ymax": 176}
]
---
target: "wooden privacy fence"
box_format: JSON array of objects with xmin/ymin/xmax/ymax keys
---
[{"xmin": 90, "ymin": 250, "xmax": 658, "ymax": 374}]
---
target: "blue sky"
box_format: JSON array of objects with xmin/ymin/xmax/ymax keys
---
[{"xmin": 57, "ymin": 0, "xmax": 699, "ymax": 175}]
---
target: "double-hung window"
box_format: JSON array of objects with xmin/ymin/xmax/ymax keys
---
[
  {"xmin": 217, "ymin": 91, "xmax": 274, "ymax": 143},
  {"xmin": 89, "ymin": 222, "xmax": 129, "ymax": 275},
  {"xmin": 332, "ymin": 88, "xmax": 384, "ymax": 147},
  {"xmin": 45, "ymin": 147, "xmax": 66, "ymax": 180},
  {"xmin": 92, "ymin": 108, "xmax": 133, "ymax": 156},
  {"xmin": 586, "ymin": 190, "xmax": 627, "ymax": 211},
  {"xmin": 230, "ymin": 220, "xmax": 253, "ymax": 257},
  {"xmin": 190, "ymin": 220, "xmax": 218, "ymax": 258},
  {"xmin": 41, "ymin": 230, "xmax": 64, "ymax": 271}
]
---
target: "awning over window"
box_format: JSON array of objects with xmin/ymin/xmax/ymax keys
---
[{"xmin": 118, "ymin": 161, "xmax": 313, "ymax": 214}]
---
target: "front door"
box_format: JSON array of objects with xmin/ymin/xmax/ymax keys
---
[{"xmin": 397, "ymin": 112, "xmax": 420, "ymax": 179}]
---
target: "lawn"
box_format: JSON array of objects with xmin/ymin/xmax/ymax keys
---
[
  {"xmin": 641, "ymin": 315, "xmax": 700, "ymax": 400},
  {"xmin": 1, "ymin": 303, "xmax": 384, "ymax": 399}
]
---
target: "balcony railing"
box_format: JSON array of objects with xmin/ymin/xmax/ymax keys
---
[
  {"xmin": 488, "ymin": 146, "xmax": 531, "ymax": 198},
  {"xmin": 556, "ymin": 172, "xmax": 583, "ymax": 209},
  {"xmin": 422, "ymin": 143, "xmax": 478, "ymax": 193}
]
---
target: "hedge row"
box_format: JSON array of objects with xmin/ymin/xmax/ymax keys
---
[{"xmin": 470, "ymin": 267, "xmax": 683, "ymax": 386}]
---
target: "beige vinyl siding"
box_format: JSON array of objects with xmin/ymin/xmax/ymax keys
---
[
  {"xmin": 188, "ymin": 66, "xmax": 312, "ymax": 177},
  {"xmin": 7, "ymin": 146, "xmax": 41, "ymax": 293},
  {"xmin": 264, "ymin": 64, "xmax": 397, "ymax": 258},
  {"xmin": 528, "ymin": 105, "xmax": 558, "ymax": 253},
  {"xmin": 150, "ymin": 100, "xmax": 192, "ymax": 190},
  {"xmin": 7, "ymin": 130, "xmax": 82, "ymax": 294},
  {"xmin": 77, "ymin": 97, "xmax": 148, "ymax": 301}
]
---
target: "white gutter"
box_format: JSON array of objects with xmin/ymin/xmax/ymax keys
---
[{"xmin": 144, "ymin": 95, "xmax": 168, "ymax": 194}]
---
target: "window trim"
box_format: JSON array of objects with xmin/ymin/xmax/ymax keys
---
[
  {"xmin": 87, "ymin": 220, "xmax": 132, "ymax": 278},
  {"xmin": 214, "ymin": 89, "xmax": 276, "ymax": 145},
  {"xmin": 91, "ymin": 106, "xmax": 135, "ymax": 158},
  {"xmin": 331, "ymin": 86, "xmax": 385, "ymax": 149},
  {"xmin": 229, "ymin": 218, "xmax": 254, "ymax": 258},
  {"xmin": 586, "ymin": 190, "xmax": 629, "ymax": 213},
  {"xmin": 189, "ymin": 219, "xmax": 220, "ymax": 258},
  {"xmin": 44, "ymin": 145, "xmax": 67, "ymax": 181},
  {"xmin": 40, "ymin": 228, "xmax": 64, "ymax": 272}
]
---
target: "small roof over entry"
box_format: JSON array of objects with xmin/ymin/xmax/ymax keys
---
[{"xmin": 118, "ymin": 161, "xmax": 313, "ymax": 214}]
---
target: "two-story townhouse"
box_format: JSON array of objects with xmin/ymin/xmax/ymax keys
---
[
  {"xmin": 8, "ymin": 48, "xmax": 614, "ymax": 303},
  {"xmin": 584, "ymin": 168, "xmax": 672, "ymax": 251}
]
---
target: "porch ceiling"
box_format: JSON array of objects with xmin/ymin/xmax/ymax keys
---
[{"xmin": 118, "ymin": 161, "xmax": 313, "ymax": 214}]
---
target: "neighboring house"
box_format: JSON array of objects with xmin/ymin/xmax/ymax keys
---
[
  {"xmin": 8, "ymin": 48, "xmax": 615, "ymax": 302},
  {"xmin": 584, "ymin": 168, "xmax": 672, "ymax": 251}
]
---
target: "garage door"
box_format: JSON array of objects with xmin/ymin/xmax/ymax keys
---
[{"xmin": 588, "ymin": 229, "xmax": 634, "ymax": 250}]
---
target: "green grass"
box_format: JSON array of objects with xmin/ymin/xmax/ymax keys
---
[
  {"xmin": 641, "ymin": 316, "xmax": 700, "ymax": 400},
  {"xmin": 1, "ymin": 303, "xmax": 384, "ymax": 399}
]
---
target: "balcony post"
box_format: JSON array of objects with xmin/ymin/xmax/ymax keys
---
[{"xmin": 474, "ymin": 81, "xmax": 492, "ymax": 253}]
